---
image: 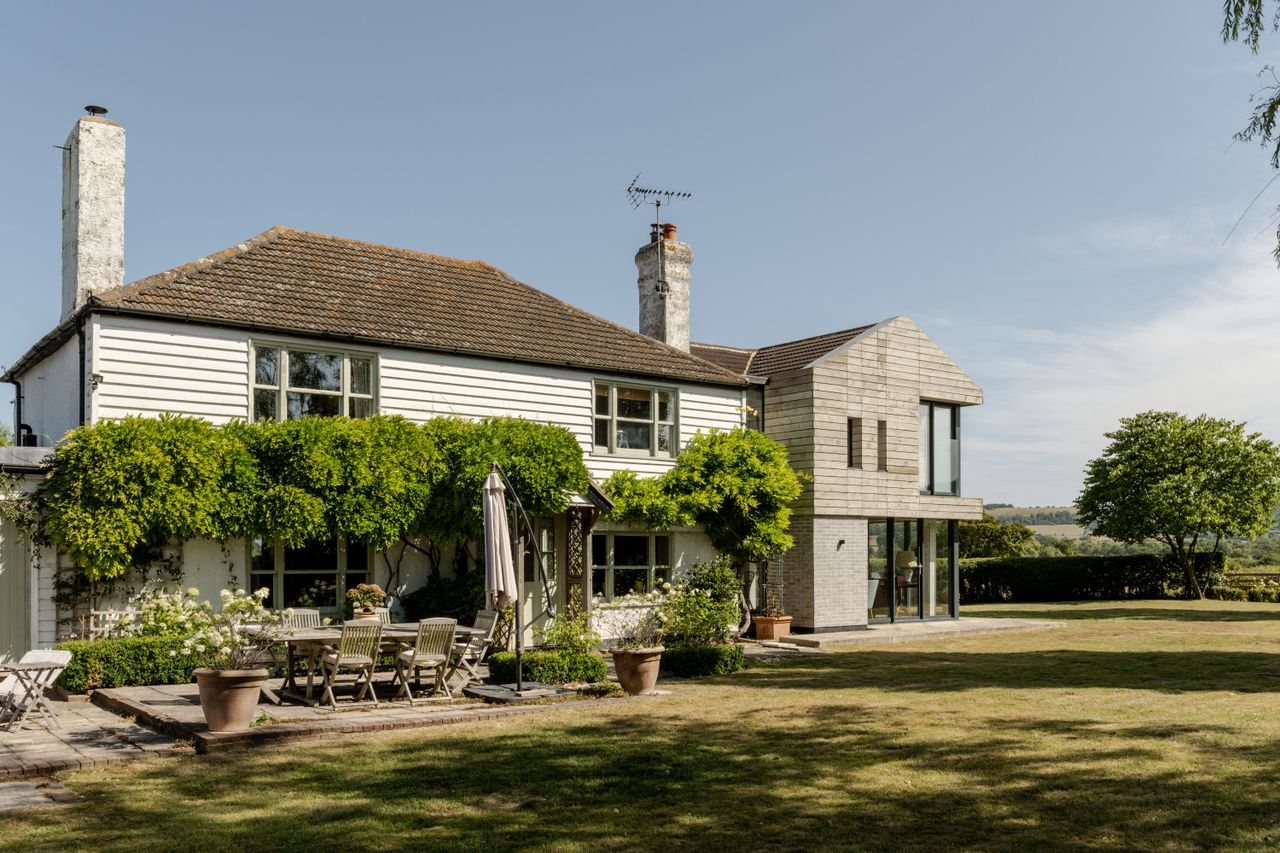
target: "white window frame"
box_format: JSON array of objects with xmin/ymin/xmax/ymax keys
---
[
  {"xmin": 248, "ymin": 536, "xmax": 372, "ymax": 616},
  {"xmin": 590, "ymin": 532, "xmax": 673, "ymax": 599},
  {"xmin": 251, "ymin": 341, "xmax": 378, "ymax": 423},
  {"xmin": 592, "ymin": 381, "xmax": 678, "ymax": 458}
]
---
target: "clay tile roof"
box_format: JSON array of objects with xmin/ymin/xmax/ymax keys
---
[
  {"xmin": 688, "ymin": 342, "xmax": 756, "ymax": 376},
  {"xmin": 692, "ymin": 324, "xmax": 877, "ymax": 379},
  {"xmin": 78, "ymin": 226, "xmax": 745, "ymax": 387}
]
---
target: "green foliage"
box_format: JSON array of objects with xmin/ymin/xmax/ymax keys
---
[
  {"xmin": 1222, "ymin": 2, "xmax": 1280, "ymax": 262},
  {"xmin": 42, "ymin": 415, "xmax": 239, "ymax": 581},
  {"xmin": 39, "ymin": 413, "xmax": 587, "ymax": 581},
  {"xmin": 1209, "ymin": 584, "xmax": 1248, "ymax": 602},
  {"xmin": 421, "ymin": 417, "xmax": 588, "ymax": 544},
  {"xmin": 486, "ymin": 649, "xmax": 607, "ymax": 685},
  {"xmin": 539, "ymin": 608, "xmax": 601, "ymax": 655},
  {"xmin": 959, "ymin": 513, "xmax": 1036, "ymax": 558},
  {"xmin": 662, "ymin": 560, "xmax": 741, "ymax": 646},
  {"xmin": 604, "ymin": 429, "xmax": 804, "ymax": 566},
  {"xmin": 959, "ymin": 552, "xmax": 1228, "ymax": 604},
  {"xmin": 1076, "ymin": 411, "xmax": 1280, "ymax": 598},
  {"xmin": 400, "ymin": 572, "xmax": 486, "ymax": 624},
  {"xmin": 0, "ymin": 422, "xmax": 11, "ymax": 446},
  {"xmin": 679, "ymin": 557, "xmax": 742, "ymax": 606},
  {"xmin": 56, "ymin": 635, "xmax": 219, "ymax": 693},
  {"xmin": 659, "ymin": 643, "xmax": 747, "ymax": 678}
]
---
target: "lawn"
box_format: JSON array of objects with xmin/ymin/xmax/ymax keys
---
[{"xmin": 7, "ymin": 600, "xmax": 1280, "ymax": 851}]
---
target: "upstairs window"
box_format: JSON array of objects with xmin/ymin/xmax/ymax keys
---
[
  {"xmin": 919, "ymin": 402, "xmax": 960, "ymax": 495},
  {"xmin": 593, "ymin": 383, "xmax": 677, "ymax": 457},
  {"xmin": 252, "ymin": 344, "xmax": 376, "ymax": 422}
]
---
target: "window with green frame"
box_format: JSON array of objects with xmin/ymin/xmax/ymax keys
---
[
  {"xmin": 252, "ymin": 344, "xmax": 376, "ymax": 422},
  {"xmin": 590, "ymin": 532, "xmax": 672, "ymax": 598},
  {"xmin": 249, "ymin": 537, "xmax": 370, "ymax": 613},
  {"xmin": 593, "ymin": 382, "xmax": 677, "ymax": 457}
]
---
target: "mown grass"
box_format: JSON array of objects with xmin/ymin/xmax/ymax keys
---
[{"xmin": 7, "ymin": 600, "xmax": 1280, "ymax": 851}]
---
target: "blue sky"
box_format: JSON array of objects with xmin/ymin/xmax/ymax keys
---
[{"xmin": 2, "ymin": 1, "xmax": 1277, "ymax": 505}]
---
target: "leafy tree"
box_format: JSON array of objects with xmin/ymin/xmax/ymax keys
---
[
  {"xmin": 1223, "ymin": 1, "xmax": 1280, "ymax": 261},
  {"xmin": 603, "ymin": 428, "xmax": 804, "ymax": 626},
  {"xmin": 959, "ymin": 513, "xmax": 1035, "ymax": 558},
  {"xmin": 0, "ymin": 423, "xmax": 12, "ymax": 446},
  {"xmin": 1076, "ymin": 411, "xmax": 1280, "ymax": 598}
]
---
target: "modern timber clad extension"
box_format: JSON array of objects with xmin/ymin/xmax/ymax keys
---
[{"xmin": 691, "ymin": 317, "xmax": 984, "ymax": 632}]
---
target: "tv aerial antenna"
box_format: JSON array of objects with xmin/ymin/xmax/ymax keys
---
[
  {"xmin": 626, "ymin": 174, "xmax": 691, "ymax": 235},
  {"xmin": 626, "ymin": 175, "xmax": 691, "ymax": 298}
]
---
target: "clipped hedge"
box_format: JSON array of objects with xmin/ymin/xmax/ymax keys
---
[
  {"xmin": 960, "ymin": 552, "xmax": 1227, "ymax": 604},
  {"xmin": 487, "ymin": 649, "xmax": 607, "ymax": 685},
  {"xmin": 56, "ymin": 636, "xmax": 219, "ymax": 694},
  {"xmin": 659, "ymin": 643, "xmax": 746, "ymax": 678}
]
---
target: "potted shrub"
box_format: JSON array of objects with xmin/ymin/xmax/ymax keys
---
[
  {"xmin": 185, "ymin": 588, "xmax": 286, "ymax": 732},
  {"xmin": 346, "ymin": 582, "xmax": 386, "ymax": 619},
  {"xmin": 605, "ymin": 594, "xmax": 667, "ymax": 695}
]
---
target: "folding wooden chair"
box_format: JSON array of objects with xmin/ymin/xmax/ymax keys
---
[
  {"xmin": 394, "ymin": 618, "xmax": 457, "ymax": 704},
  {"xmin": 448, "ymin": 609, "xmax": 498, "ymax": 689},
  {"xmin": 317, "ymin": 622, "xmax": 383, "ymax": 709},
  {"xmin": 1, "ymin": 649, "xmax": 72, "ymax": 731}
]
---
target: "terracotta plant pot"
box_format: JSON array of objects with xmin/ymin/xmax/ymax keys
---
[
  {"xmin": 351, "ymin": 609, "xmax": 379, "ymax": 620},
  {"xmin": 753, "ymin": 615, "xmax": 793, "ymax": 641},
  {"xmin": 611, "ymin": 647, "xmax": 664, "ymax": 695},
  {"xmin": 194, "ymin": 668, "xmax": 268, "ymax": 732}
]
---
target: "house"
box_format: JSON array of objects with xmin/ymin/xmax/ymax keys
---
[{"xmin": 0, "ymin": 110, "xmax": 982, "ymax": 658}]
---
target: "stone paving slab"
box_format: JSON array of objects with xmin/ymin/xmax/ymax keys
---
[
  {"xmin": 0, "ymin": 702, "xmax": 185, "ymax": 781},
  {"xmin": 93, "ymin": 676, "xmax": 625, "ymax": 755},
  {"xmin": 777, "ymin": 616, "xmax": 1062, "ymax": 649},
  {"xmin": 0, "ymin": 778, "xmax": 83, "ymax": 813}
]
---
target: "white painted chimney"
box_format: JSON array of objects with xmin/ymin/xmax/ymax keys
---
[
  {"xmin": 635, "ymin": 223, "xmax": 692, "ymax": 352},
  {"xmin": 61, "ymin": 108, "xmax": 125, "ymax": 321}
]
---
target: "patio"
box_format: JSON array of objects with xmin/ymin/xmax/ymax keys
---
[{"xmin": 775, "ymin": 615, "xmax": 1061, "ymax": 649}]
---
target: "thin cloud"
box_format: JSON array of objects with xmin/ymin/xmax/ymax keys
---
[{"xmin": 965, "ymin": 247, "xmax": 1280, "ymax": 505}]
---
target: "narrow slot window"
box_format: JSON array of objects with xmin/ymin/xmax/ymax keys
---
[{"xmin": 877, "ymin": 420, "xmax": 888, "ymax": 471}]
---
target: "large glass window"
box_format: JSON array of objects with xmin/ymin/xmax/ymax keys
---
[
  {"xmin": 919, "ymin": 402, "xmax": 960, "ymax": 496},
  {"xmin": 867, "ymin": 518, "xmax": 958, "ymax": 622},
  {"xmin": 253, "ymin": 344, "xmax": 376, "ymax": 422},
  {"xmin": 249, "ymin": 536, "xmax": 369, "ymax": 614},
  {"xmin": 590, "ymin": 532, "xmax": 672, "ymax": 598},
  {"xmin": 593, "ymin": 383, "xmax": 677, "ymax": 457}
]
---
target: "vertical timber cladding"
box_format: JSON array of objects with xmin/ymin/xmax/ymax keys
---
[{"xmin": 0, "ymin": 516, "xmax": 31, "ymax": 663}]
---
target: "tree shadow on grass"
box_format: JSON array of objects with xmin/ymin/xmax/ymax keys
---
[
  {"xmin": 9, "ymin": 702, "xmax": 1280, "ymax": 852},
  {"xmin": 749, "ymin": 649, "xmax": 1280, "ymax": 694},
  {"xmin": 965, "ymin": 604, "xmax": 1280, "ymax": 622}
]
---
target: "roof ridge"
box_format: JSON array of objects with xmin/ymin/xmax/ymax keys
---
[
  {"xmin": 276, "ymin": 226, "xmax": 504, "ymax": 271},
  {"xmin": 756, "ymin": 323, "xmax": 877, "ymax": 353},
  {"xmin": 690, "ymin": 341, "xmax": 758, "ymax": 354}
]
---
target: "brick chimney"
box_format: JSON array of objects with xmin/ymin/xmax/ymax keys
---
[
  {"xmin": 635, "ymin": 222, "xmax": 692, "ymax": 352},
  {"xmin": 61, "ymin": 108, "xmax": 125, "ymax": 321}
]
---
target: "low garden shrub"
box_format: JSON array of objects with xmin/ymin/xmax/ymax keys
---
[
  {"xmin": 659, "ymin": 643, "xmax": 746, "ymax": 677},
  {"xmin": 663, "ymin": 558, "xmax": 741, "ymax": 646},
  {"xmin": 960, "ymin": 552, "xmax": 1226, "ymax": 603},
  {"xmin": 487, "ymin": 649, "xmax": 607, "ymax": 685},
  {"xmin": 56, "ymin": 635, "xmax": 219, "ymax": 694},
  {"xmin": 1208, "ymin": 584, "xmax": 1248, "ymax": 601}
]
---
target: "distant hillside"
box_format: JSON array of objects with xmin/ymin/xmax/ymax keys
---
[{"xmin": 987, "ymin": 505, "xmax": 1079, "ymax": 527}]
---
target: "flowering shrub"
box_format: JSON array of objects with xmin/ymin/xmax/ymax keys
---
[
  {"xmin": 113, "ymin": 585, "xmax": 213, "ymax": 639},
  {"xmin": 663, "ymin": 586, "xmax": 738, "ymax": 646},
  {"xmin": 181, "ymin": 588, "xmax": 289, "ymax": 671},
  {"xmin": 346, "ymin": 582, "xmax": 386, "ymax": 610}
]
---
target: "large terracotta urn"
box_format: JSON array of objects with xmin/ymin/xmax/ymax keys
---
[
  {"xmin": 194, "ymin": 668, "xmax": 268, "ymax": 732},
  {"xmin": 611, "ymin": 647, "xmax": 664, "ymax": 695}
]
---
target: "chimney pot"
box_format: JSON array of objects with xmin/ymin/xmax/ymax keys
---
[{"xmin": 661, "ymin": 223, "xmax": 677, "ymax": 241}]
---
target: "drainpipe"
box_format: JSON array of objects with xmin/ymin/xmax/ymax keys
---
[
  {"xmin": 77, "ymin": 319, "xmax": 86, "ymax": 426},
  {"xmin": 8, "ymin": 378, "xmax": 34, "ymax": 446}
]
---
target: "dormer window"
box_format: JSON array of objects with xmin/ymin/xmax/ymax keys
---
[
  {"xmin": 593, "ymin": 382, "xmax": 677, "ymax": 457},
  {"xmin": 252, "ymin": 344, "xmax": 376, "ymax": 422}
]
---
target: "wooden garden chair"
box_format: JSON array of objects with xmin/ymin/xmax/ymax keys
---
[
  {"xmin": 0, "ymin": 649, "xmax": 72, "ymax": 731},
  {"xmin": 448, "ymin": 609, "xmax": 498, "ymax": 689},
  {"xmin": 317, "ymin": 621, "xmax": 383, "ymax": 709},
  {"xmin": 393, "ymin": 618, "xmax": 457, "ymax": 704},
  {"xmin": 374, "ymin": 607, "xmax": 391, "ymax": 624}
]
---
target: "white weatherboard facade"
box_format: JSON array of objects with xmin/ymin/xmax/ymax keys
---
[{"xmin": 11, "ymin": 312, "xmax": 745, "ymax": 650}]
